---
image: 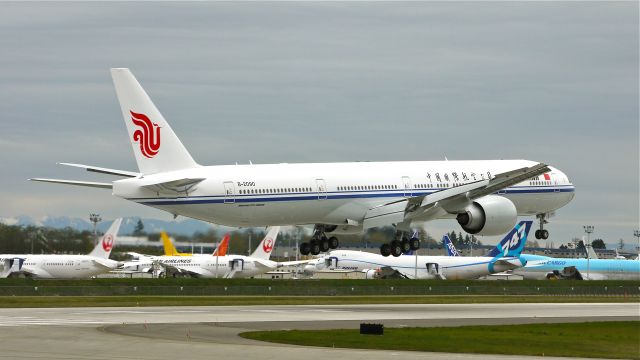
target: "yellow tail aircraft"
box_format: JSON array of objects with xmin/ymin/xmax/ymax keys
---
[{"xmin": 161, "ymin": 231, "xmax": 230, "ymax": 256}]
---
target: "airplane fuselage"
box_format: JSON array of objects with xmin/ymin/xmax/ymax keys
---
[
  {"xmin": 114, "ymin": 159, "xmax": 574, "ymax": 230},
  {"xmin": 515, "ymin": 254, "xmax": 640, "ymax": 280},
  {"xmin": 0, "ymin": 255, "xmax": 119, "ymax": 279},
  {"xmin": 317, "ymin": 250, "xmax": 523, "ymax": 280}
]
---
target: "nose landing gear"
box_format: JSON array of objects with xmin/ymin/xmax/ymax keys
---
[{"xmin": 535, "ymin": 213, "xmax": 550, "ymax": 240}]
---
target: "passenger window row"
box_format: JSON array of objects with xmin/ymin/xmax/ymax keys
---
[{"xmin": 238, "ymin": 187, "xmax": 313, "ymax": 195}]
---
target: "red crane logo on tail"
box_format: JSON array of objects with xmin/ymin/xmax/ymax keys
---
[
  {"xmin": 130, "ymin": 111, "xmax": 161, "ymax": 158},
  {"xmin": 102, "ymin": 234, "xmax": 114, "ymax": 252},
  {"xmin": 263, "ymin": 238, "xmax": 274, "ymax": 253}
]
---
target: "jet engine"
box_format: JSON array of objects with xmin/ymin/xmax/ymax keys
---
[
  {"xmin": 364, "ymin": 269, "xmax": 380, "ymax": 279},
  {"xmin": 456, "ymin": 195, "xmax": 517, "ymax": 236}
]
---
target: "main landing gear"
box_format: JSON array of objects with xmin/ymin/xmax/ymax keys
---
[
  {"xmin": 535, "ymin": 213, "xmax": 549, "ymax": 240},
  {"xmin": 380, "ymin": 231, "xmax": 420, "ymax": 257},
  {"xmin": 299, "ymin": 225, "xmax": 339, "ymax": 256}
]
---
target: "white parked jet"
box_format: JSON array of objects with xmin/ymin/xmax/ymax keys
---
[
  {"xmin": 31, "ymin": 68, "xmax": 575, "ymax": 257},
  {"xmin": 0, "ymin": 219, "xmax": 123, "ymax": 279},
  {"xmin": 125, "ymin": 226, "xmax": 305, "ymax": 278},
  {"xmin": 307, "ymin": 221, "xmax": 531, "ymax": 280}
]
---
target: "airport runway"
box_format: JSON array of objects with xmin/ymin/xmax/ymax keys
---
[{"xmin": 0, "ymin": 303, "xmax": 637, "ymax": 360}]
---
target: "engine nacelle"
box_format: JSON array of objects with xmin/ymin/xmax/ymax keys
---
[
  {"xmin": 456, "ymin": 195, "xmax": 517, "ymax": 236},
  {"xmin": 364, "ymin": 269, "xmax": 380, "ymax": 279}
]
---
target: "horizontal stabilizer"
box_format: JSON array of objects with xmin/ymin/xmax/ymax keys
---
[
  {"xmin": 58, "ymin": 163, "xmax": 139, "ymax": 177},
  {"xmin": 29, "ymin": 178, "xmax": 112, "ymax": 189}
]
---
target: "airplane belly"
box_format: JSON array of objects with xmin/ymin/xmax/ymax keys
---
[{"xmin": 148, "ymin": 198, "xmax": 371, "ymax": 227}]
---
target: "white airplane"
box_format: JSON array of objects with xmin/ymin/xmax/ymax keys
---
[
  {"xmin": 125, "ymin": 226, "xmax": 306, "ymax": 278},
  {"xmin": 306, "ymin": 221, "xmax": 531, "ymax": 280},
  {"xmin": 31, "ymin": 68, "xmax": 575, "ymax": 256},
  {"xmin": 0, "ymin": 218, "xmax": 123, "ymax": 279}
]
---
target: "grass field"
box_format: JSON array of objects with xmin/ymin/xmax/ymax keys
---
[
  {"xmin": 0, "ymin": 295, "xmax": 636, "ymax": 308},
  {"xmin": 240, "ymin": 321, "xmax": 640, "ymax": 359}
]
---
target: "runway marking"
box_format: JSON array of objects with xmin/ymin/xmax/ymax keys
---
[{"xmin": 0, "ymin": 316, "xmax": 107, "ymax": 327}]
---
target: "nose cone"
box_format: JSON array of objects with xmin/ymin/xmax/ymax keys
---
[{"xmin": 549, "ymin": 166, "xmax": 576, "ymax": 204}]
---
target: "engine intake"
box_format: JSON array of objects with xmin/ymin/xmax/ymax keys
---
[{"xmin": 456, "ymin": 195, "xmax": 517, "ymax": 236}]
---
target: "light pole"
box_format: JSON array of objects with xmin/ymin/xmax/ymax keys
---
[
  {"xmin": 89, "ymin": 213, "xmax": 102, "ymax": 245},
  {"xmin": 583, "ymin": 225, "xmax": 594, "ymax": 280},
  {"xmin": 634, "ymin": 230, "xmax": 640, "ymax": 259}
]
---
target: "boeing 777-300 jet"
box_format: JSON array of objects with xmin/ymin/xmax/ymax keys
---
[{"xmin": 31, "ymin": 69, "xmax": 575, "ymax": 256}]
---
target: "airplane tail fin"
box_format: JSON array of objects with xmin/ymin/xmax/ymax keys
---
[
  {"xmin": 487, "ymin": 220, "xmax": 532, "ymax": 258},
  {"xmin": 250, "ymin": 227, "xmax": 280, "ymax": 260},
  {"xmin": 110, "ymin": 68, "xmax": 199, "ymax": 174},
  {"xmin": 213, "ymin": 233, "xmax": 230, "ymax": 256},
  {"xmin": 443, "ymin": 234, "xmax": 461, "ymax": 256},
  {"xmin": 89, "ymin": 218, "xmax": 122, "ymax": 259},
  {"xmin": 161, "ymin": 231, "xmax": 183, "ymax": 256}
]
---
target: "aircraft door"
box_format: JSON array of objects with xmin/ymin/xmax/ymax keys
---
[
  {"xmin": 230, "ymin": 258, "xmax": 244, "ymax": 271},
  {"xmin": 325, "ymin": 256, "xmax": 338, "ymax": 269},
  {"xmin": 223, "ymin": 181, "xmax": 235, "ymax": 204},
  {"xmin": 316, "ymin": 179, "xmax": 327, "ymax": 200},
  {"xmin": 402, "ymin": 176, "xmax": 412, "ymax": 197},
  {"xmin": 426, "ymin": 262, "xmax": 440, "ymax": 274}
]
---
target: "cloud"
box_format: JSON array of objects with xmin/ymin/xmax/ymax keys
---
[{"xmin": 0, "ymin": 2, "xmax": 637, "ymax": 244}]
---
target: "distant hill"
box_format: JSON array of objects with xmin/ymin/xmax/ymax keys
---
[{"xmin": 0, "ymin": 215, "xmax": 216, "ymax": 236}]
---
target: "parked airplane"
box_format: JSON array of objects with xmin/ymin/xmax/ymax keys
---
[
  {"xmin": 161, "ymin": 231, "xmax": 230, "ymax": 256},
  {"xmin": 307, "ymin": 222, "xmax": 530, "ymax": 279},
  {"xmin": 443, "ymin": 224, "xmax": 640, "ymax": 280},
  {"xmin": 515, "ymin": 254, "xmax": 640, "ymax": 280},
  {"xmin": 0, "ymin": 219, "xmax": 123, "ymax": 279},
  {"xmin": 121, "ymin": 232, "xmax": 230, "ymax": 274},
  {"xmin": 30, "ymin": 68, "xmax": 575, "ymax": 257},
  {"xmin": 126, "ymin": 226, "xmax": 306, "ymax": 278}
]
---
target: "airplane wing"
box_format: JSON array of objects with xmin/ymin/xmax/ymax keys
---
[
  {"xmin": 159, "ymin": 262, "xmax": 210, "ymax": 277},
  {"xmin": 91, "ymin": 259, "xmax": 118, "ymax": 270},
  {"xmin": 58, "ymin": 163, "xmax": 139, "ymax": 178},
  {"xmin": 363, "ymin": 163, "xmax": 550, "ymax": 229},
  {"xmin": 492, "ymin": 258, "xmax": 524, "ymax": 270},
  {"xmin": 276, "ymin": 259, "xmax": 313, "ymax": 267}
]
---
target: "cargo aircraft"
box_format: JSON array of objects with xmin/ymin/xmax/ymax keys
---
[
  {"xmin": 444, "ymin": 226, "xmax": 640, "ymax": 280},
  {"xmin": 0, "ymin": 219, "xmax": 122, "ymax": 279},
  {"xmin": 31, "ymin": 69, "xmax": 575, "ymax": 256}
]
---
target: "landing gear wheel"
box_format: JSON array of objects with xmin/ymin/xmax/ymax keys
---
[
  {"xmin": 319, "ymin": 237, "xmax": 330, "ymax": 252},
  {"xmin": 328, "ymin": 236, "xmax": 339, "ymax": 249},
  {"xmin": 541, "ymin": 229, "xmax": 549, "ymax": 240},
  {"xmin": 400, "ymin": 238, "xmax": 411, "ymax": 253},
  {"xmin": 535, "ymin": 230, "xmax": 542, "ymax": 239},
  {"xmin": 390, "ymin": 241, "xmax": 403, "ymax": 257},
  {"xmin": 310, "ymin": 242, "xmax": 321, "ymax": 256},
  {"xmin": 409, "ymin": 237, "xmax": 420, "ymax": 251},
  {"xmin": 380, "ymin": 243, "xmax": 391, "ymax": 257},
  {"xmin": 299, "ymin": 242, "xmax": 311, "ymax": 256}
]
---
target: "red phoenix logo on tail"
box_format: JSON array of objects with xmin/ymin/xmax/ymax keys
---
[
  {"xmin": 130, "ymin": 111, "xmax": 161, "ymax": 158},
  {"xmin": 102, "ymin": 234, "xmax": 114, "ymax": 252},
  {"xmin": 263, "ymin": 238, "xmax": 274, "ymax": 253}
]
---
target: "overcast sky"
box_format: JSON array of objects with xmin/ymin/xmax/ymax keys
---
[{"xmin": 0, "ymin": 2, "xmax": 637, "ymax": 246}]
